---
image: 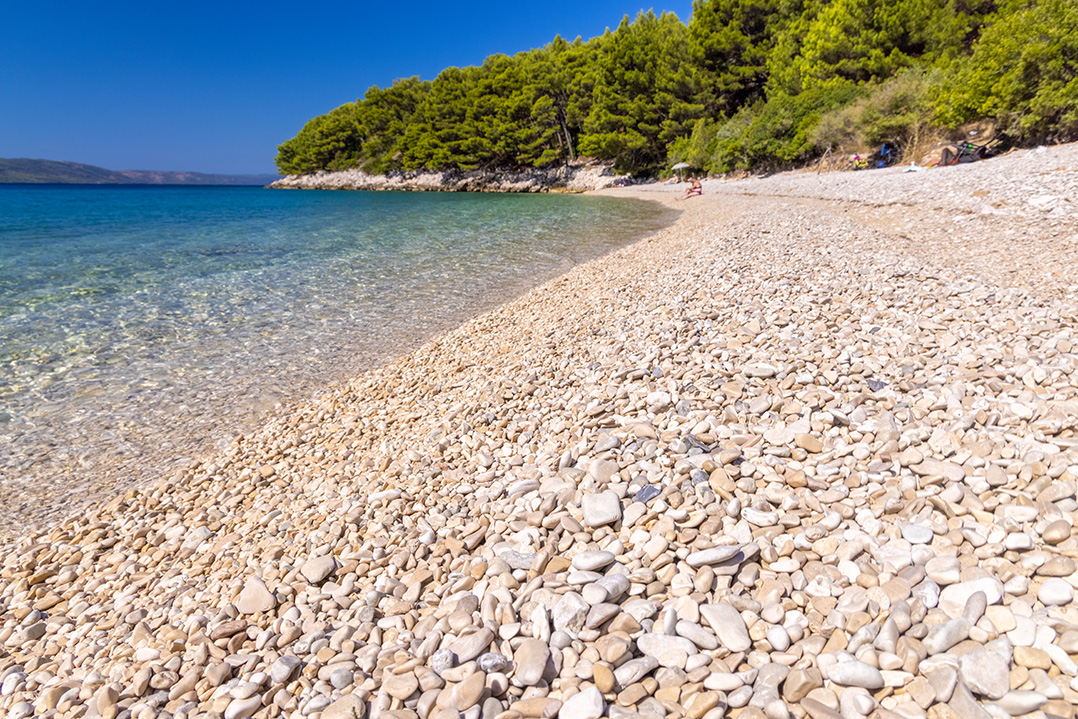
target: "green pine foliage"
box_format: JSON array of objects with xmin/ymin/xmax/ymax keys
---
[
  {"xmin": 688, "ymin": 0, "xmax": 794, "ymax": 114},
  {"xmin": 353, "ymin": 78, "xmax": 430, "ymax": 174},
  {"xmin": 934, "ymin": 0, "xmax": 1078, "ymax": 141},
  {"xmin": 579, "ymin": 12, "xmax": 705, "ymax": 174},
  {"xmin": 275, "ymin": 104, "xmax": 362, "ymax": 175},
  {"xmin": 275, "ymin": 0, "xmax": 1076, "ymax": 177},
  {"xmin": 787, "ymin": 0, "xmax": 961, "ymax": 90}
]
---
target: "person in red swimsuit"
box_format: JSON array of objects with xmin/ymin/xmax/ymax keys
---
[{"xmin": 682, "ymin": 177, "xmax": 702, "ymax": 199}]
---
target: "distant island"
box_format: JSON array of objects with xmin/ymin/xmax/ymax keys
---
[{"xmin": 0, "ymin": 158, "xmax": 280, "ymax": 186}]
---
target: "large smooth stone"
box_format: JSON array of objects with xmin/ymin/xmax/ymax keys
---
[
  {"xmin": 321, "ymin": 695, "xmax": 366, "ymax": 719},
  {"xmin": 902, "ymin": 525, "xmax": 934, "ymax": 545},
  {"xmin": 925, "ymin": 556, "xmax": 961, "ymax": 586},
  {"xmin": 383, "ymin": 673, "xmax": 419, "ymax": 700},
  {"xmin": 614, "ymin": 656, "xmax": 659, "ymax": 687},
  {"xmin": 300, "ymin": 555, "xmax": 337, "ymax": 584},
  {"xmin": 700, "ymin": 602, "xmax": 752, "ymax": 652},
  {"xmin": 450, "ymin": 628, "xmax": 494, "ymax": 663},
  {"xmin": 236, "ymin": 576, "xmax": 276, "ymax": 615},
  {"xmin": 559, "ymin": 686, "xmax": 604, "ymax": 719},
  {"xmin": 676, "ymin": 620, "xmax": 718, "ymax": 650},
  {"xmin": 686, "ymin": 545, "xmax": 742, "ymax": 567},
  {"xmin": 959, "ymin": 649, "xmax": 1009, "ymax": 700},
  {"xmin": 572, "ymin": 550, "xmax": 615, "ymax": 572},
  {"xmin": 513, "ymin": 639, "xmax": 550, "ymax": 687},
  {"xmin": 636, "ymin": 633, "xmax": 698, "ymax": 668},
  {"xmin": 995, "ymin": 691, "xmax": 1049, "ymax": 715},
  {"xmin": 938, "ymin": 578, "xmax": 1004, "ymax": 619},
  {"xmin": 1038, "ymin": 578, "xmax": 1075, "ymax": 606},
  {"xmin": 588, "ymin": 459, "xmax": 621, "ymax": 484},
  {"xmin": 825, "ymin": 660, "xmax": 884, "ymax": 690},
  {"xmin": 269, "ymin": 655, "xmax": 302, "ymax": 684},
  {"xmin": 582, "ymin": 491, "xmax": 622, "ymax": 528},
  {"xmin": 923, "ymin": 618, "xmax": 971, "ymax": 655}
]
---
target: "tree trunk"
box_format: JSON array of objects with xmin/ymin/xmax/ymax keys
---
[{"xmin": 559, "ymin": 110, "xmax": 575, "ymax": 162}]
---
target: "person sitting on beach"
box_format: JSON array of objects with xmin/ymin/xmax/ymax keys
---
[{"xmin": 682, "ymin": 177, "xmax": 702, "ymax": 199}]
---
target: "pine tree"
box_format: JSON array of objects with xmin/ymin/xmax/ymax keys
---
[
  {"xmin": 579, "ymin": 11, "xmax": 704, "ymax": 174},
  {"xmin": 688, "ymin": 0, "xmax": 784, "ymax": 115},
  {"xmin": 354, "ymin": 77, "xmax": 430, "ymax": 174}
]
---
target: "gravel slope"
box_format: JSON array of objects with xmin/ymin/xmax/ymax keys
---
[
  {"xmin": 2, "ymin": 145, "xmax": 1077, "ymax": 719},
  {"xmin": 710, "ymin": 144, "xmax": 1078, "ymax": 222}
]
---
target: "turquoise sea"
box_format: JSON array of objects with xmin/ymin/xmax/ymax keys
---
[{"xmin": 0, "ymin": 185, "xmax": 674, "ymax": 525}]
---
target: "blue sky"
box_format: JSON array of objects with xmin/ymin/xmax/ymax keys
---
[{"xmin": 1, "ymin": 1, "xmax": 694, "ymax": 174}]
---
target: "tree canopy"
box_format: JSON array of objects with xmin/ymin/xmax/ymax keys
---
[
  {"xmin": 580, "ymin": 12, "xmax": 705, "ymax": 172},
  {"xmin": 276, "ymin": 0, "xmax": 1076, "ymax": 176}
]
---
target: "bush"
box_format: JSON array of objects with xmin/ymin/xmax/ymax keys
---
[
  {"xmin": 667, "ymin": 118, "xmax": 721, "ymax": 172},
  {"xmin": 707, "ymin": 83, "xmax": 861, "ymax": 171},
  {"xmin": 810, "ymin": 102, "xmax": 863, "ymax": 153},
  {"xmin": 708, "ymin": 109, "xmax": 756, "ymax": 172},
  {"xmin": 812, "ymin": 69, "xmax": 939, "ymax": 158}
]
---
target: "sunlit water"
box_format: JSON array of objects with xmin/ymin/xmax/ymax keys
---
[{"xmin": 0, "ymin": 185, "xmax": 675, "ymax": 532}]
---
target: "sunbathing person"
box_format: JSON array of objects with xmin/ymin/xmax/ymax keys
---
[{"xmin": 682, "ymin": 177, "xmax": 702, "ymax": 199}]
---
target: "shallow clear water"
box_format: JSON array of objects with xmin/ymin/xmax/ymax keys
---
[{"xmin": 0, "ymin": 185, "xmax": 674, "ymax": 529}]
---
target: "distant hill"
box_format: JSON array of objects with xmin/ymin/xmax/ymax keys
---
[{"xmin": 0, "ymin": 158, "xmax": 281, "ymax": 185}]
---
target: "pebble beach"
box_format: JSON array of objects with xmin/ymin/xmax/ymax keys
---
[{"xmin": 3, "ymin": 144, "xmax": 1078, "ymax": 719}]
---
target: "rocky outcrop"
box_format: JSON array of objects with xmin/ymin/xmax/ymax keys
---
[{"xmin": 268, "ymin": 163, "xmax": 624, "ymax": 193}]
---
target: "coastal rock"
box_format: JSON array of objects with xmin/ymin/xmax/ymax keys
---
[
  {"xmin": 924, "ymin": 618, "xmax": 971, "ymax": 655},
  {"xmin": 1037, "ymin": 578, "xmax": 1074, "ymax": 606},
  {"xmin": 270, "ymin": 163, "xmax": 623, "ymax": 194},
  {"xmin": 322, "ymin": 695, "xmax": 366, "ymax": 719},
  {"xmin": 686, "ymin": 545, "xmax": 741, "ymax": 567},
  {"xmin": 959, "ymin": 650, "xmax": 1009, "ymax": 700},
  {"xmin": 782, "ymin": 669, "xmax": 823, "ymax": 702},
  {"xmin": 572, "ymin": 550, "xmax": 615, "ymax": 572},
  {"xmin": 902, "ymin": 524, "xmax": 934, "ymax": 544},
  {"xmin": 451, "ymin": 628, "xmax": 494, "ymax": 663},
  {"xmin": 925, "ymin": 557, "xmax": 961, "ymax": 585},
  {"xmin": 635, "ymin": 485, "xmax": 662, "ymax": 504},
  {"xmin": 477, "ymin": 652, "xmax": 509, "ymax": 674},
  {"xmin": 938, "ymin": 579, "xmax": 1004, "ymax": 619},
  {"xmin": 553, "ymin": 592, "xmax": 590, "ymax": 637},
  {"xmin": 676, "ymin": 620, "xmax": 719, "ymax": 650},
  {"xmin": 614, "ymin": 657, "xmax": 659, "ymax": 687},
  {"xmin": 384, "ymin": 673, "xmax": 419, "ymax": 700},
  {"xmin": 1042, "ymin": 520, "xmax": 1071, "ymax": 544},
  {"xmin": 995, "ymin": 691, "xmax": 1049, "ymax": 715},
  {"xmin": 269, "ymin": 656, "xmax": 302, "ymax": 684}
]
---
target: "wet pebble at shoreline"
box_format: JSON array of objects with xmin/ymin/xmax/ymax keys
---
[{"xmin": 2, "ymin": 148, "xmax": 1078, "ymax": 719}]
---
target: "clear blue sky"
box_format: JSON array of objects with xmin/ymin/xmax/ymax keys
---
[{"xmin": 1, "ymin": 1, "xmax": 694, "ymax": 175}]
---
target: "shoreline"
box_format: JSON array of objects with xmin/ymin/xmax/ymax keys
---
[
  {"xmin": 268, "ymin": 164, "xmax": 625, "ymax": 194},
  {"xmin": 2, "ymin": 146, "xmax": 1078, "ymax": 719},
  {"xmin": 0, "ymin": 192, "xmax": 677, "ymax": 541}
]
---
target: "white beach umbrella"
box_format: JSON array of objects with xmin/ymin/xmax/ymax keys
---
[{"xmin": 671, "ymin": 162, "xmax": 690, "ymax": 180}]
